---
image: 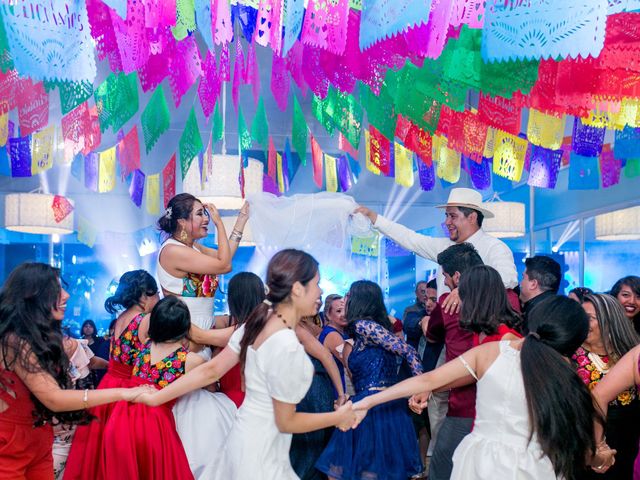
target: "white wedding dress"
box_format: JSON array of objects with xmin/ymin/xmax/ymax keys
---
[
  {"xmin": 157, "ymin": 239, "xmax": 238, "ymax": 479},
  {"xmin": 451, "ymin": 341, "xmax": 557, "ymax": 479},
  {"xmin": 203, "ymin": 325, "xmax": 313, "ymax": 480}
]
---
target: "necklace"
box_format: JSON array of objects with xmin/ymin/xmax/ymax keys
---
[
  {"xmin": 587, "ymin": 351, "xmax": 610, "ymax": 374},
  {"xmin": 275, "ymin": 311, "xmax": 292, "ymax": 329}
]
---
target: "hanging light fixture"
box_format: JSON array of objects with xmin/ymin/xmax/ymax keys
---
[
  {"xmin": 5, "ymin": 193, "xmax": 75, "ymax": 235},
  {"xmin": 595, "ymin": 205, "xmax": 640, "ymax": 240},
  {"xmin": 482, "ymin": 199, "xmax": 525, "ymax": 238},
  {"xmin": 218, "ymin": 216, "xmax": 254, "ymax": 246},
  {"xmin": 182, "ymin": 155, "xmax": 263, "ymax": 209}
]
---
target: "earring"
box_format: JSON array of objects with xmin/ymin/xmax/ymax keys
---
[{"xmin": 179, "ymin": 229, "xmax": 188, "ymax": 243}]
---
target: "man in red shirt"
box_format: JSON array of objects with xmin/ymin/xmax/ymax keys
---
[{"xmin": 424, "ymin": 243, "xmax": 482, "ymax": 480}]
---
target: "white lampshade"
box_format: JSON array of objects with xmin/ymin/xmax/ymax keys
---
[
  {"xmin": 182, "ymin": 155, "xmax": 263, "ymax": 209},
  {"xmin": 595, "ymin": 206, "xmax": 640, "ymax": 240},
  {"xmin": 219, "ymin": 216, "xmax": 254, "ymax": 246},
  {"xmin": 482, "ymin": 201, "xmax": 525, "ymax": 238},
  {"xmin": 5, "ymin": 193, "xmax": 74, "ymax": 235}
]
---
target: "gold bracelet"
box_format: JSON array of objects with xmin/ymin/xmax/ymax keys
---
[{"xmin": 83, "ymin": 389, "xmax": 89, "ymax": 409}]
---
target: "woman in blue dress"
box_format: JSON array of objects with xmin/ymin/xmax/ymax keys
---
[
  {"xmin": 316, "ymin": 281, "xmax": 423, "ymax": 480},
  {"xmin": 319, "ymin": 295, "xmax": 349, "ymax": 399}
]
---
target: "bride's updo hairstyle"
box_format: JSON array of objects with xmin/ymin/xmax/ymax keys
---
[
  {"xmin": 239, "ymin": 249, "xmax": 318, "ymax": 369},
  {"xmin": 157, "ymin": 193, "xmax": 201, "ymax": 236}
]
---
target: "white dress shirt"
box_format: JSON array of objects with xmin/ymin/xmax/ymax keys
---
[{"xmin": 375, "ymin": 215, "xmax": 518, "ymax": 293}]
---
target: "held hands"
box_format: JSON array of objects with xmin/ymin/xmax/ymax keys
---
[
  {"xmin": 132, "ymin": 390, "xmax": 161, "ymax": 407},
  {"xmin": 591, "ymin": 443, "xmax": 617, "ymax": 474},
  {"xmin": 122, "ymin": 384, "xmax": 156, "ymax": 402},
  {"xmin": 335, "ymin": 400, "xmax": 357, "ymax": 431},
  {"xmin": 334, "ymin": 394, "xmax": 349, "ymax": 409},
  {"xmin": 408, "ymin": 392, "xmax": 431, "ymax": 414},
  {"xmin": 442, "ymin": 288, "xmax": 461, "ymax": 315}
]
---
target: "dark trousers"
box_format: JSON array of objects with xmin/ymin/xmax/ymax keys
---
[{"xmin": 428, "ymin": 416, "xmax": 473, "ymax": 480}]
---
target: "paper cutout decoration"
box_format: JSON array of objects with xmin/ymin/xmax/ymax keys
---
[
  {"xmin": 98, "ymin": 147, "xmax": 117, "ymax": 192},
  {"xmin": 51, "ymin": 195, "xmax": 74, "ymax": 223},
  {"xmin": 61, "ymin": 101, "xmax": 91, "ymax": 156},
  {"xmin": 405, "ymin": 123, "xmax": 433, "ymax": 166},
  {"xmin": 302, "ymin": 0, "xmax": 350, "ymax": 54},
  {"xmin": 360, "ymin": 0, "xmax": 432, "ymax": 49},
  {"xmin": 169, "ymin": 36, "xmax": 202, "ymax": 108},
  {"xmin": 394, "ymin": 143, "xmax": 414, "ymax": 188},
  {"xmin": 600, "ymin": 149, "xmax": 622, "ymax": 188},
  {"xmin": 18, "ymin": 81, "xmax": 49, "ymax": 136},
  {"xmin": 271, "ymin": 54, "xmax": 290, "ymax": 112},
  {"xmin": 311, "ymin": 134, "xmax": 324, "ymax": 188},
  {"xmin": 325, "ymin": 154, "xmax": 339, "ymax": 192},
  {"xmin": 469, "ymin": 157, "xmax": 492, "ymax": 190},
  {"xmin": 141, "ymin": 86, "xmax": 171, "ymax": 154},
  {"xmin": 31, "ymin": 125, "xmax": 55, "ymax": 175},
  {"xmin": 572, "ymin": 117, "xmax": 606, "ymax": 157},
  {"xmin": 77, "ymin": 216, "xmax": 97, "ymax": 248},
  {"xmin": 527, "ymin": 109, "xmax": 565, "ymax": 150},
  {"xmin": 568, "ymin": 152, "xmax": 599, "ymax": 190},
  {"xmin": 492, "ymin": 130, "xmax": 528, "ymax": 182},
  {"xmin": 614, "ymin": 126, "xmax": 640, "ymax": 160},
  {"xmin": 625, "ymin": 158, "xmax": 640, "ymax": 178},
  {"xmin": 129, "ymin": 169, "xmax": 146, "ymax": 207},
  {"xmin": 267, "ymin": 137, "xmax": 277, "ymax": 179},
  {"xmin": 251, "ymin": 98, "xmax": 269, "ymax": 148},
  {"xmin": 195, "ymin": 0, "xmax": 214, "ymax": 50},
  {"xmin": 337, "ymin": 155, "xmax": 353, "ymax": 191},
  {"xmin": 482, "ymin": 0, "xmax": 607, "ymax": 62},
  {"xmin": 365, "ymin": 130, "xmax": 380, "ymax": 175},
  {"xmin": 2, "ymin": 1, "xmax": 96, "ymax": 82},
  {"xmin": 238, "ymin": 107, "xmax": 252, "ymax": 152},
  {"xmin": 179, "ymin": 108, "xmax": 203, "ymax": 179},
  {"xmin": 292, "ymin": 96, "xmax": 308, "ymax": 162},
  {"xmin": 163, "ymin": 154, "xmax": 177, "ymax": 208},
  {"xmin": 198, "ymin": 51, "xmax": 220, "ymax": 119},
  {"xmin": 434, "ymin": 137, "xmax": 461, "ymax": 183},
  {"xmin": 173, "ymin": 0, "xmax": 197, "ymax": 40},
  {"xmin": 276, "ymin": 152, "xmax": 285, "ymax": 193},
  {"xmin": 9, "ymin": 136, "xmax": 32, "ymax": 177},
  {"xmin": 351, "ymin": 233, "xmax": 379, "ymax": 257},
  {"xmin": 118, "ymin": 126, "xmax": 141, "ymax": 180},
  {"xmin": 369, "ymin": 126, "xmax": 391, "ymax": 175},
  {"xmin": 146, "ymin": 173, "xmax": 161, "ymax": 215},
  {"xmin": 84, "ymin": 152, "xmax": 99, "ymax": 191},
  {"xmin": 283, "ymin": 0, "xmax": 305, "ymax": 56},
  {"xmin": 417, "ymin": 155, "xmax": 435, "ymax": 191},
  {"xmin": 0, "ymin": 107, "xmax": 8, "ymax": 147},
  {"xmin": 527, "ymin": 145, "xmax": 562, "ymax": 189}
]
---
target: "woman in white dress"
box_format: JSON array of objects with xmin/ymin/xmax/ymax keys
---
[
  {"xmin": 156, "ymin": 193, "xmax": 247, "ymax": 478},
  {"xmin": 137, "ymin": 249, "xmax": 357, "ymax": 479},
  {"xmin": 352, "ymin": 296, "xmax": 616, "ymax": 480}
]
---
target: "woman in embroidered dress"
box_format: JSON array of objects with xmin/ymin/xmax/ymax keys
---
[
  {"xmin": 156, "ymin": 193, "xmax": 247, "ymax": 478},
  {"xmin": 353, "ymin": 296, "xmax": 615, "ymax": 480},
  {"xmin": 315, "ymin": 280, "xmax": 424, "ymax": 480},
  {"xmin": 64, "ymin": 269, "xmax": 159, "ymax": 480},
  {"xmin": 136, "ymin": 249, "xmax": 357, "ymax": 480},
  {"xmin": 103, "ymin": 296, "xmax": 204, "ymax": 479},
  {"xmin": 572, "ymin": 293, "xmax": 640, "ymax": 479},
  {"xmin": 0, "ymin": 263, "xmax": 147, "ymax": 480}
]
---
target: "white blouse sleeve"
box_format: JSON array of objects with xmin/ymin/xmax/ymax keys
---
[
  {"xmin": 227, "ymin": 324, "xmax": 245, "ymax": 354},
  {"xmin": 265, "ymin": 332, "xmax": 314, "ymax": 404}
]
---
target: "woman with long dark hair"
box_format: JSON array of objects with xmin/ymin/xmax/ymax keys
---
[
  {"xmin": 352, "ymin": 296, "xmax": 612, "ymax": 480},
  {"xmin": 103, "ymin": 297, "xmax": 206, "ymax": 479},
  {"xmin": 0, "ymin": 263, "xmax": 146, "ymax": 480},
  {"xmin": 157, "ymin": 192, "xmax": 244, "ymax": 476},
  {"xmin": 65, "ymin": 269, "xmax": 159, "ymax": 480},
  {"xmin": 575, "ymin": 294, "xmax": 640, "ymax": 478},
  {"xmin": 458, "ymin": 265, "xmax": 522, "ymax": 346},
  {"xmin": 315, "ymin": 280, "xmax": 424, "ymax": 480},
  {"xmin": 319, "ymin": 294, "xmax": 349, "ymax": 397},
  {"xmin": 136, "ymin": 249, "xmax": 356, "ymax": 479},
  {"xmin": 610, "ymin": 276, "xmax": 640, "ymax": 334}
]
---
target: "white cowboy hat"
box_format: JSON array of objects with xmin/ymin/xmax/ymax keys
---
[{"xmin": 435, "ymin": 188, "xmax": 495, "ymax": 219}]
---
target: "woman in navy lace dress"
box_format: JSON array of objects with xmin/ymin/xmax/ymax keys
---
[{"xmin": 316, "ymin": 280, "xmax": 423, "ymax": 480}]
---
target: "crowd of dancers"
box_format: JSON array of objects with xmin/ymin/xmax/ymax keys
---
[{"xmin": 1, "ymin": 188, "xmax": 640, "ymax": 480}]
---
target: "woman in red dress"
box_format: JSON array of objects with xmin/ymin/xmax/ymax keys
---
[
  {"xmin": 103, "ymin": 296, "xmax": 204, "ymax": 479},
  {"xmin": 64, "ymin": 270, "xmax": 159, "ymax": 480},
  {"xmin": 0, "ymin": 263, "xmax": 145, "ymax": 480}
]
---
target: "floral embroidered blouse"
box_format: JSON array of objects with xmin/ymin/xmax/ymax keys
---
[
  {"xmin": 572, "ymin": 346, "xmax": 637, "ymax": 406},
  {"xmin": 133, "ymin": 342, "xmax": 188, "ymax": 389},
  {"xmin": 183, "ymin": 272, "xmax": 218, "ymax": 298},
  {"xmin": 110, "ymin": 313, "xmax": 145, "ymax": 366}
]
